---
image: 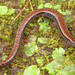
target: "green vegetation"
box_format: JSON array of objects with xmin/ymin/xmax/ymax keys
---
[
  {"xmin": 23, "ymin": 65, "xmax": 40, "ymax": 75},
  {"xmin": 45, "ymin": 48, "xmax": 75, "ymax": 75},
  {"xmin": 21, "ymin": 48, "xmax": 75, "ymax": 75},
  {"xmin": 0, "ymin": 0, "xmax": 75, "ymax": 75},
  {"xmin": 24, "ymin": 42, "xmax": 38, "ymax": 56}
]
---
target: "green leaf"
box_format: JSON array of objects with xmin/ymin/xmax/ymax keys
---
[
  {"xmin": 7, "ymin": 8, "xmax": 15, "ymax": 15},
  {"xmin": 39, "ymin": 22, "xmax": 48, "ymax": 30},
  {"xmin": 38, "ymin": 4, "xmax": 44, "ymax": 9},
  {"xmin": 2, "ymin": 35, "xmax": 10, "ymax": 41},
  {"xmin": 36, "ymin": 58, "xmax": 45, "ymax": 66},
  {"xmin": 44, "ymin": 3, "xmax": 53, "ymax": 8},
  {"xmin": 53, "ymin": 5, "xmax": 60, "ymax": 9},
  {"xmin": 24, "ymin": 42, "xmax": 38, "ymax": 56},
  {"xmin": 1, "ymin": 55, "xmax": 8, "ymax": 61},
  {"xmin": 59, "ymin": 64, "xmax": 75, "ymax": 75},
  {"xmin": 45, "ymin": 47, "xmax": 75, "ymax": 75},
  {"xmin": 38, "ymin": 37, "xmax": 50, "ymax": 44},
  {"xmin": 65, "ymin": 10, "xmax": 71, "ymax": 15},
  {"xmin": 45, "ymin": 61, "xmax": 62, "ymax": 75},
  {"xmin": 20, "ymin": 0, "xmax": 25, "ymax": 4},
  {"xmin": 0, "ymin": 6, "xmax": 8, "ymax": 15},
  {"xmin": 38, "ymin": 18, "xmax": 51, "ymax": 32},
  {"xmin": 39, "ymin": 18, "xmax": 50, "ymax": 27},
  {"xmin": 30, "ymin": 23, "xmax": 36, "ymax": 27},
  {"xmin": 23, "ymin": 65, "xmax": 40, "ymax": 75},
  {"xmin": 57, "ymin": 9, "xmax": 66, "ymax": 15},
  {"xmin": 52, "ymin": 48, "xmax": 65, "ymax": 61},
  {"xmin": 39, "ymin": 22, "xmax": 48, "ymax": 26}
]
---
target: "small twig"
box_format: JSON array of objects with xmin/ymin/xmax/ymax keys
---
[
  {"xmin": 11, "ymin": 7, "xmax": 25, "ymax": 23},
  {"xmin": 63, "ymin": 51, "xmax": 75, "ymax": 64},
  {"xmin": 41, "ymin": 50, "xmax": 49, "ymax": 63},
  {"xmin": 25, "ymin": 0, "xmax": 30, "ymax": 7}
]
